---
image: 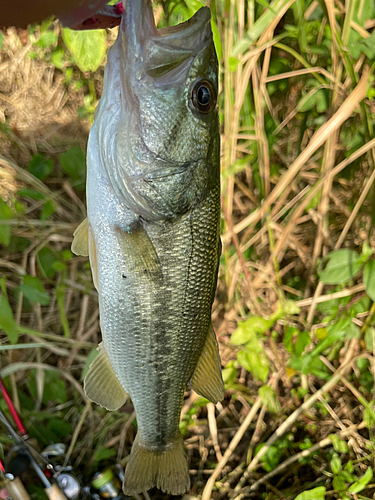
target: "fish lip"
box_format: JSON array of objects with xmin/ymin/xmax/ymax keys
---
[{"xmin": 121, "ymin": 1, "xmax": 213, "ymax": 78}]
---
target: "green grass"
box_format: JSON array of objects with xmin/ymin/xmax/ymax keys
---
[{"xmin": 1, "ymin": 0, "xmax": 375, "ymax": 499}]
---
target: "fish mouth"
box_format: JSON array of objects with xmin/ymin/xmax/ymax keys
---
[{"xmin": 121, "ymin": 0, "xmax": 213, "ymax": 79}]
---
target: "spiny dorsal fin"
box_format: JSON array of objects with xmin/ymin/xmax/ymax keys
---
[
  {"xmin": 190, "ymin": 324, "xmax": 225, "ymax": 404},
  {"xmin": 71, "ymin": 218, "xmax": 89, "ymax": 257},
  {"xmin": 84, "ymin": 343, "xmax": 128, "ymax": 411}
]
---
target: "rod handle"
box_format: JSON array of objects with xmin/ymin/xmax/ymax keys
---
[
  {"xmin": 45, "ymin": 484, "xmax": 69, "ymax": 500},
  {"xmin": 4, "ymin": 476, "xmax": 31, "ymax": 500}
]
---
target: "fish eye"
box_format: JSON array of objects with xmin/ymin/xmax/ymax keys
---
[{"xmin": 191, "ymin": 80, "xmax": 216, "ymax": 114}]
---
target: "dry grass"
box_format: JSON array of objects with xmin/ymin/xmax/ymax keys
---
[{"xmin": 1, "ymin": 1, "xmax": 375, "ymax": 499}]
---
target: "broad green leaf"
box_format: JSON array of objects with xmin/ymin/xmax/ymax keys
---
[
  {"xmin": 51, "ymin": 47, "xmax": 65, "ymax": 69},
  {"xmin": 348, "ymin": 467, "xmax": 373, "ymax": 493},
  {"xmin": 221, "ymin": 360, "xmax": 237, "ymax": 388},
  {"xmin": 237, "ymin": 345, "xmax": 269, "ymax": 383},
  {"xmin": 37, "ymin": 247, "xmax": 57, "ymax": 279},
  {"xmin": 329, "ymin": 434, "xmax": 349, "ymax": 453},
  {"xmin": 0, "ymin": 294, "xmax": 18, "ymax": 344},
  {"xmin": 364, "ymin": 260, "xmax": 375, "ymax": 301},
  {"xmin": 333, "ymin": 476, "xmax": 346, "ymax": 492},
  {"xmin": 48, "ymin": 418, "xmax": 71, "ymax": 437},
  {"xmin": 62, "ymin": 28, "xmax": 107, "ymax": 72},
  {"xmin": 259, "ymin": 385, "xmax": 281, "ymax": 413},
  {"xmin": 38, "ymin": 31, "xmax": 58, "ymax": 48},
  {"xmin": 20, "ymin": 276, "xmax": 50, "ymax": 306},
  {"xmin": 254, "ymin": 444, "xmax": 281, "ymax": 472},
  {"xmin": 319, "ymin": 249, "xmax": 363, "ymax": 284},
  {"xmin": 294, "ymin": 486, "xmax": 326, "ymax": 500},
  {"xmin": 283, "ymin": 326, "xmax": 298, "ymax": 353},
  {"xmin": 28, "ymin": 154, "xmax": 53, "ymax": 180},
  {"xmin": 330, "ymin": 453, "xmax": 342, "ymax": 475},
  {"xmin": 295, "ymin": 331, "xmax": 310, "ymax": 356},
  {"xmin": 60, "ymin": 147, "xmax": 86, "ymax": 189},
  {"xmin": 231, "ymin": 317, "xmax": 273, "ymax": 345},
  {"xmin": 298, "ymin": 91, "xmax": 318, "ymax": 112}
]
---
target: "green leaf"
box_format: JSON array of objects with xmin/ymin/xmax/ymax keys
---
[
  {"xmin": 283, "ymin": 326, "xmax": 297, "ymax": 353},
  {"xmin": 333, "ymin": 476, "xmax": 347, "ymax": 492},
  {"xmin": 329, "ymin": 434, "xmax": 349, "ymax": 453},
  {"xmin": 28, "ymin": 155, "xmax": 53, "ymax": 181},
  {"xmin": 211, "ymin": 19, "xmax": 222, "ymax": 62},
  {"xmin": 37, "ymin": 247, "xmax": 57, "ymax": 279},
  {"xmin": 237, "ymin": 344, "xmax": 269, "ymax": 383},
  {"xmin": 62, "ymin": 28, "xmax": 107, "ymax": 72},
  {"xmin": 231, "ymin": 317, "xmax": 273, "ymax": 345},
  {"xmin": 41, "ymin": 201, "xmax": 55, "ymax": 221},
  {"xmin": 298, "ymin": 91, "xmax": 318, "ymax": 112},
  {"xmin": 38, "ymin": 31, "xmax": 58, "ymax": 48},
  {"xmin": 364, "ymin": 260, "xmax": 375, "ymax": 301},
  {"xmin": 0, "ymin": 198, "xmax": 14, "ymax": 247},
  {"xmin": 92, "ymin": 446, "xmax": 117, "ymax": 465},
  {"xmin": 330, "ymin": 453, "xmax": 342, "ymax": 475},
  {"xmin": 51, "ymin": 47, "xmax": 65, "ymax": 69},
  {"xmin": 221, "ymin": 360, "xmax": 237, "ymax": 388},
  {"xmin": 20, "ymin": 276, "xmax": 50, "ymax": 306},
  {"xmin": 228, "ymin": 56, "xmax": 240, "ymax": 72},
  {"xmin": 258, "ymin": 385, "xmax": 281, "ymax": 414},
  {"xmin": 295, "ymin": 331, "xmax": 310, "ymax": 356},
  {"xmin": 363, "ymin": 402, "xmax": 375, "ymax": 429},
  {"xmin": 0, "ymin": 33, "xmax": 4, "ymax": 51},
  {"xmin": 0, "ymin": 294, "xmax": 18, "ymax": 344},
  {"xmin": 319, "ymin": 249, "xmax": 363, "ymax": 284},
  {"xmin": 294, "ymin": 487, "xmax": 326, "ymax": 500},
  {"xmin": 17, "ymin": 188, "xmax": 45, "ymax": 201},
  {"xmin": 348, "ymin": 467, "xmax": 373, "ymax": 493},
  {"xmin": 60, "ymin": 147, "xmax": 86, "ymax": 189},
  {"xmin": 365, "ymin": 327, "xmax": 374, "ymax": 351},
  {"xmin": 55, "ymin": 284, "xmax": 70, "ymax": 338}
]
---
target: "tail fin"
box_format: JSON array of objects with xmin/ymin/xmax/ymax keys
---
[{"xmin": 123, "ymin": 432, "xmax": 190, "ymax": 496}]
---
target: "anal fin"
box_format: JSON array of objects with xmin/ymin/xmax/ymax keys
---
[
  {"xmin": 71, "ymin": 218, "xmax": 89, "ymax": 257},
  {"xmin": 190, "ymin": 324, "xmax": 225, "ymax": 404},
  {"xmin": 84, "ymin": 343, "xmax": 128, "ymax": 411}
]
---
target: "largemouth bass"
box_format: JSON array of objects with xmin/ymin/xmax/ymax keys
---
[{"xmin": 72, "ymin": 0, "xmax": 224, "ymax": 494}]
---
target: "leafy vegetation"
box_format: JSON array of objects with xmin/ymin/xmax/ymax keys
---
[{"xmin": 1, "ymin": 0, "xmax": 375, "ymax": 499}]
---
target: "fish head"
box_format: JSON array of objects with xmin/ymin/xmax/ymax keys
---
[{"xmin": 114, "ymin": 0, "xmax": 220, "ymax": 220}]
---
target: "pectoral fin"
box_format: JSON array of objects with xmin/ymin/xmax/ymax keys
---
[
  {"xmin": 71, "ymin": 218, "xmax": 89, "ymax": 257},
  {"xmin": 89, "ymin": 230, "xmax": 99, "ymax": 291},
  {"xmin": 115, "ymin": 222, "xmax": 161, "ymax": 278},
  {"xmin": 190, "ymin": 325, "xmax": 225, "ymax": 404},
  {"xmin": 84, "ymin": 343, "xmax": 128, "ymax": 411}
]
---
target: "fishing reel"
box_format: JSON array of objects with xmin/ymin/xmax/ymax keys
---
[{"xmin": 0, "ymin": 380, "xmax": 127, "ymax": 500}]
